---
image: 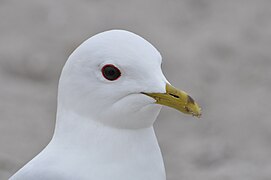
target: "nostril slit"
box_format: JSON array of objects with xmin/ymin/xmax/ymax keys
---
[{"xmin": 169, "ymin": 93, "xmax": 179, "ymax": 98}]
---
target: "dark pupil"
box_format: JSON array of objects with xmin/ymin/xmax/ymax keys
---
[{"xmin": 104, "ymin": 66, "xmax": 120, "ymax": 80}]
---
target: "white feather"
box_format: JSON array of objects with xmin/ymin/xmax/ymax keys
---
[{"xmin": 10, "ymin": 30, "xmax": 167, "ymax": 180}]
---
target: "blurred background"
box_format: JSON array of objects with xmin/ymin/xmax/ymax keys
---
[{"xmin": 1, "ymin": 0, "xmax": 271, "ymax": 179}]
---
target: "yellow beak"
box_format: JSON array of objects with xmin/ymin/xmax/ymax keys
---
[{"xmin": 143, "ymin": 83, "xmax": 201, "ymax": 118}]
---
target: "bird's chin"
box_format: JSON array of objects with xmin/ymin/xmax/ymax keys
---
[
  {"xmin": 123, "ymin": 92, "xmax": 157, "ymax": 108},
  {"xmin": 116, "ymin": 92, "xmax": 155, "ymax": 105},
  {"xmin": 102, "ymin": 93, "xmax": 161, "ymax": 128},
  {"xmin": 125, "ymin": 93, "xmax": 163, "ymax": 124}
]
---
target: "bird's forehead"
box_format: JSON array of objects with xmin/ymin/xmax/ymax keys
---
[{"xmin": 78, "ymin": 30, "xmax": 162, "ymax": 66}]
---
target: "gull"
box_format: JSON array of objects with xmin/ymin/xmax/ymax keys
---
[{"xmin": 10, "ymin": 30, "xmax": 201, "ymax": 180}]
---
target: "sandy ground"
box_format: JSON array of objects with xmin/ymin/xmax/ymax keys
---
[{"xmin": 1, "ymin": 0, "xmax": 271, "ymax": 179}]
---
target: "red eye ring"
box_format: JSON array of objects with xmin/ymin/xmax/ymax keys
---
[{"xmin": 101, "ymin": 64, "xmax": 121, "ymax": 81}]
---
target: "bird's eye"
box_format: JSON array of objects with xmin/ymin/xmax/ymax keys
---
[{"xmin": 102, "ymin": 64, "xmax": 121, "ymax": 81}]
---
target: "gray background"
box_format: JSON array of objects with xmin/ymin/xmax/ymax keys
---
[{"xmin": 1, "ymin": 0, "xmax": 271, "ymax": 179}]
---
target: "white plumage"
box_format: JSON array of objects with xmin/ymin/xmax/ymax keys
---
[{"xmin": 11, "ymin": 30, "xmax": 167, "ymax": 180}]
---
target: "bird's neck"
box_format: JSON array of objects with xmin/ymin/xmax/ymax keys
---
[
  {"xmin": 52, "ymin": 108, "xmax": 158, "ymax": 147},
  {"xmin": 48, "ymin": 108, "xmax": 166, "ymax": 179}
]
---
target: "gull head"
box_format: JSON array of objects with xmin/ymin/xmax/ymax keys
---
[{"xmin": 58, "ymin": 30, "xmax": 201, "ymax": 129}]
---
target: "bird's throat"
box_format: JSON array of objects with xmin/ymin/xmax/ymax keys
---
[{"xmin": 49, "ymin": 110, "xmax": 166, "ymax": 179}]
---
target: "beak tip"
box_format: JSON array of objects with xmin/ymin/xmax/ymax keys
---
[
  {"xmin": 195, "ymin": 112, "xmax": 202, "ymax": 118},
  {"xmin": 185, "ymin": 103, "xmax": 202, "ymax": 118},
  {"xmin": 191, "ymin": 111, "xmax": 202, "ymax": 118},
  {"xmin": 195, "ymin": 107, "xmax": 202, "ymax": 118}
]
